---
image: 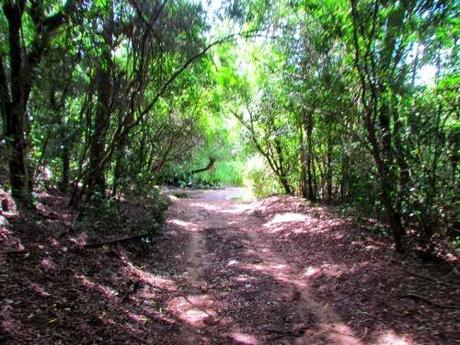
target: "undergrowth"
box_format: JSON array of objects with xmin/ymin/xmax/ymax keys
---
[{"xmin": 77, "ymin": 188, "xmax": 168, "ymax": 239}]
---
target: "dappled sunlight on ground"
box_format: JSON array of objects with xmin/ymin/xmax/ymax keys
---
[
  {"xmin": 233, "ymin": 229, "xmax": 365, "ymax": 344},
  {"xmin": 230, "ymin": 331, "xmax": 260, "ymax": 344},
  {"xmin": 40, "ymin": 256, "xmax": 57, "ymax": 271},
  {"xmin": 187, "ymin": 202, "xmax": 223, "ymax": 212},
  {"xmin": 258, "ymin": 207, "xmax": 347, "ymax": 238},
  {"xmin": 30, "ymin": 283, "xmax": 51, "ymax": 298},
  {"xmin": 265, "ymin": 212, "xmax": 310, "ymax": 226},
  {"xmin": 69, "ymin": 231, "xmax": 88, "ymax": 247},
  {"xmin": 168, "ymin": 294, "xmax": 218, "ymax": 327},
  {"xmin": 2, "ymin": 188, "xmax": 457, "ymax": 344},
  {"xmin": 325, "ymin": 323, "xmax": 366, "ymax": 345},
  {"xmin": 250, "ymin": 195, "xmax": 458, "ymax": 344},
  {"xmin": 167, "ymin": 219, "xmax": 201, "ymax": 232},
  {"xmin": 375, "ymin": 330, "xmax": 414, "ymax": 345},
  {"xmin": 122, "ymin": 263, "xmax": 178, "ymax": 291},
  {"xmin": 76, "ymin": 274, "xmax": 120, "ymax": 300}
]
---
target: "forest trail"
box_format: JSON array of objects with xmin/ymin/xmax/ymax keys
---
[
  {"xmin": 2, "ymin": 1, "xmax": 458, "ymax": 344},
  {"xmin": 2, "ymin": 187, "xmax": 457, "ymax": 344},
  {"xmin": 162, "ymin": 188, "xmax": 366, "ymax": 344}
]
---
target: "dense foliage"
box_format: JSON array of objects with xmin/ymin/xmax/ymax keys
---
[{"xmin": 0, "ymin": 0, "xmax": 458, "ymax": 254}]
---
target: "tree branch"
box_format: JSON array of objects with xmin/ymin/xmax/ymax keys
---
[{"xmin": 190, "ymin": 157, "xmax": 216, "ymax": 175}]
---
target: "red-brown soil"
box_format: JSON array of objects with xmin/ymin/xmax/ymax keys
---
[{"xmin": 1, "ymin": 188, "xmax": 459, "ymax": 344}]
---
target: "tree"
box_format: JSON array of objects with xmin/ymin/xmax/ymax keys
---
[{"xmin": 0, "ymin": 0, "xmax": 79, "ymax": 208}]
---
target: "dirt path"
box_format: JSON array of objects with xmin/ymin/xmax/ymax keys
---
[
  {"xmin": 2, "ymin": 188, "xmax": 457, "ymax": 344},
  {"xmin": 161, "ymin": 188, "xmax": 366, "ymax": 344},
  {"xmin": 144, "ymin": 187, "xmax": 459, "ymax": 344}
]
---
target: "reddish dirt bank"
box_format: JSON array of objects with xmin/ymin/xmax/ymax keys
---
[{"xmin": 1, "ymin": 188, "xmax": 459, "ymax": 344}]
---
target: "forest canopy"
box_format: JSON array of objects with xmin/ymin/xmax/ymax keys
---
[{"xmin": 0, "ymin": 0, "xmax": 458, "ymax": 254}]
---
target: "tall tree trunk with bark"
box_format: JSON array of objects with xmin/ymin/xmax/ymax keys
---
[
  {"xmin": 274, "ymin": 138, "xmax": 291, "ymax": 194},
  {"xmin": 60, "ymin": 143, "xmax": 71, "ymax": 193},
  {"xmin": 87, "ymin": 67, "xmax": 112, "ymax": 196},
  {"xmin": 305, "ymin": 111, "xmax": 316, "ymax": 201},
  {"xmin": 299, "ymin": 125, "xmax": 309, "ymax": 198},
  {"xmin": 350, "ymin": 0, "xmax": 406, "ymax": 252},
  {"xmin": 84, "ymin": 7, "xmax": 114, "ymax": 200},
  {"xmin": 326, "ymin": 130, "xmax": 333, "ymax": 203},
  {"xmin": 6, "ymin": 108, "xmax": 31, "ymax": 207},
  {"xmin": 0, "ymin": 0, "xmax": 77, "ymax": 208},
  {"xmin": 2, "ymin": 1, "xmax": 32, "ymax": 208},
  {"xmin": 367, "ymin": 123, "xmax": 406, "ymax": 252}
]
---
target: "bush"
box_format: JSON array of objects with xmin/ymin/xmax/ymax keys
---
[{"xmin": 244, "ymin": 155, "xmax": 282, "ymax": 197}]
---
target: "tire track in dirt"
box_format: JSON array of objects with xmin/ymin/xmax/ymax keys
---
[
  {"xmin": 167, "ymin": 199, "xmax": 221, "ymax": 344},
  {"xmin": 176, "ymin": 230, "xmax": 205, "ymax": 344},
  {"xmin": 244, "ymin": 226, "xmax": 364, "ymax": 345},
  {"xmin": 163, "ymin": 188, "xmax": 365, "ymax": 344}
]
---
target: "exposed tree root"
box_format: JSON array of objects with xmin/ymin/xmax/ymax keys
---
[
  {"xmin": 84, "ymin": 233, "xmax": 152, "ymax": 248},
  {"xmin": 401, "ymin": 268, "xmax": 445, "ymax": 285},
  {"xmin": 2, "ymin": 233, "xmax": 158, "ymax": 254},
  {"xmin": 399, "ymin": 293, "xmax": 460, "ymax": 309},
  {"xmin": 1, "ymin": 249, "xmax": 28, "ymax": 255}
]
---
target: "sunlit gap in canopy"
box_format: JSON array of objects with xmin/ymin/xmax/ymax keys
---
[
  {"xmin": 417, "ymin": 64, "xmax": 437, "ymax": 86},
  {"xmin": 406, "ymin": 43, "xmax": 440, "ymax": 87}
]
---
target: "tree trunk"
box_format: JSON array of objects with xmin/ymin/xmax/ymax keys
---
[
  {"xmin": 111, "ymin": 144, "xmax": 125, "ymax": 198},
  {"xmin": 83, "ymin": 8, "xmax": 114, "ymax": 200},
  {"xmin": 299, "ymin": 127, "xmax": 308, "ymax": 198},
  {"xmin": 274, "ymin": 138, "xmax": 291, "ymax": 195},
  {"xmin": 2, "ymin": 3, "xmax": 33, "ymax": 208},
  {"xmin": 326, "ymin": 131, "xmax": 333, "ymax": 203},
  {"xmin": 1, "ymin": 1, "xmax": 74, "ymax": 208},
  {"xmin": 350, "ymin": 0, "xmax": 406, "ymax": 252},
  {"xmin": 87, "ymin": 68, "xmax": 111, "ymax": 197},
  {"xmin": 60, "ymin": 144, "xmax": 70, "ymax": 193},
  {"xmin": 381, "ymin": 185, "xmax": 405, "ymax": 253},
  {"xmin": 340, "ymin": 151, "xmax": 349, "ymax": 202},
  {"xmin": 6, "ymin": 108, "xmax": 32, "ymax": 207},
  {"xmin": 368, "ymin": 126, "xmax": 406, "ymax": 253},
  {"xmin": 305, "ymin": 111, "xmax": 316, "ymax": 201},
  {"xmin": 279, "ymin": 176, "xmax": 292, "ymax": 195}
]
